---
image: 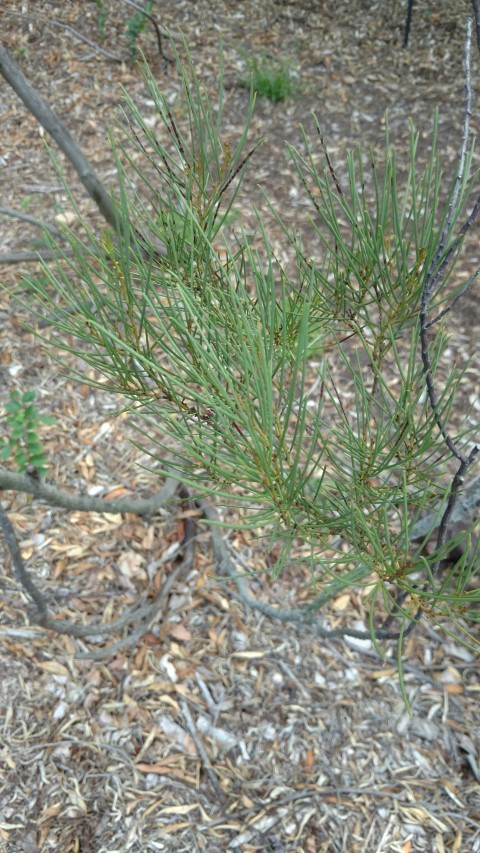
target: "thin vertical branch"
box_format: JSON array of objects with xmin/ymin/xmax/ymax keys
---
[
  {"xmin": 419, "ymin": 20, "xmax": 479, "ymax": 582},
  {"xmin": 419, "ymin": 20, "xmax": 476, "ymax": 464},
  {"xmin": 471, "ymin": 0, "xmax": 480, "ymax": 49},
  {"xmin": 403, "ymin": 0, "xmax": 415, "ymax": 48}
]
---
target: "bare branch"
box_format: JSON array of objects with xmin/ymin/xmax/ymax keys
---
[
  {"xmin": 0, "ymin": 207, "xmax": 62, "ymax": 238},
  {"xmin": 200, "ymin": 500, "xmax": 417, "ymax": 642},
  {"xmin": 419, "ymin": 20, "xmax": 478, "ymax": 466},
  {"xmin": 417, "ymin": 22, "xmax": 479, "ymax": 591},
  {"xmin": 425, "ymin": 265, "xmax": 480, "ymax": 329},
  {"xmin": 0, "ymin": 492, "xmax": 194, "ymax": 646},
  {"xmin": 0, "ymin": 465, "xmax": 178, "ymax": 516},
  {"xmin": 0, "ymin": 249, "xmax": 75, "ymax": 265},
  {"xmin": 120, "ymin": 0, "xmax": 170, "ymax": 63},
  {"xmin": 76, "ymin": 548, "xmax": 194, "ymax": 658},
  {"xmin": 0, "ymin": 501, "xmax": 49, "ymax": 625},
  {"xmin": 49, "ymin": 18, "xmax": 123, "ymax": 62},
  {"xmin": 0, "ymin": 42, "xmax": 119, "ymax": 232}
]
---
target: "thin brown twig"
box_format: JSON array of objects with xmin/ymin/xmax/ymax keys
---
[{"xmin": 317, "ymin": 128, "xmax": 343, "ymax": 196}]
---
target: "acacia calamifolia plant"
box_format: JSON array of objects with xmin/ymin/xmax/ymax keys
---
[{"xmin": 21, "ymin": 37, "xmax": 480, "ymax": 669}]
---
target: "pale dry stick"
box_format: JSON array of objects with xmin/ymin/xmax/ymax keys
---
[
  {"xmin": 0, "ymin": 627, "xmax": 45, "ymax": 640},
  {"xmin": 49, "ymin": 18, "xmax": 123, "ymax": 62},
  {"xmin": 194, "ymin": 672, "xmax": 217, "ymax": 710},
  {"xmin": 1, "ymin": 10, "xmax": 123, "ymax": 62},
  {"xmin": 179, "ymin": 698, "xmax": 226, "ymax": 805},
  {"xmin": 197, "ymin": 786, "xmax": 426, "ymax": 832}
]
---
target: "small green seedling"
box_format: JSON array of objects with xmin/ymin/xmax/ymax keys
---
[
  {"xmin": 245, "ymin": 53, "xmax": 297, "ymax": 102},
  {"xmin": 0, "ymin": 390, "xmax": 55, "ymax": 476},
  {"xmin": 95, "ymin": 0, "xmax": 107, "ymax": 42},
  {"xmin": 126, "ymin": 0, "xmax": 154, "ymax": 56}
]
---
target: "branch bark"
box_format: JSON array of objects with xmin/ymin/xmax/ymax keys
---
[
  {"xmin": 0, "ymin": 42, "xmax": 119, "ymax": 232},
  {"xmin": 0, "ymin": 207, "xmax": 63, "ymax": 238},
  {"xmin": 0, "ymin": 465, "xmax": 179, "ymax": 516},
  {"xmin": 0, "ymin": 249, "xmax": 75, "ymax": 265}
]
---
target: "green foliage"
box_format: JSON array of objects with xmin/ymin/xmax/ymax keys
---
[
  {"xmin": 94, "ymin": 0, "xmax": 154, "ymax": 55},
  {"xmin": 244, "ymin": 53, "xmax": 297, "ymax": 102},
  {"xmin": 126, "ymin": 0, "xmax": 154, "ymax": 57},
  {"xmin": 19, "ymin": 40, "xmax": 480, "ymax": 654},
  {"xmin": 12, "ymin": 46, "xmax": 29, "ymax": 60},
  {"xmin": 95, "ymin": 0, "xmax": 107, "ymax": 42},
  {"xmin": 0, "ymin": 390, "xmax": 55, "ymax": 476},
  {"xmin": 19, "ymin": 195, "xmax": 34, "ymax": 212}
]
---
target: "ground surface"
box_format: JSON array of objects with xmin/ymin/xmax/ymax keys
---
[{"xmin": 1, "ymin": 1, "xmax": 480, "ymax": 851}]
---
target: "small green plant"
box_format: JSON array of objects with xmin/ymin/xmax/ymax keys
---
[
  {"xmin": 12, "ymin": 45, "xmax": 29, "ymax": 60},
  {"xmin": 245, "ymin": 53, "xmax": 297, "ymax": 102},
  {"xmin": 94, "ymin": 0, "xmax": 154, "ymax": 55},
  {"xmin": 95, "ymin": 0, "xmax": 107, "ymax": 43},
  {"xmin": 0, "ymin": 390, "xmax": 55, "ymax": 476},
  {"xmin": 17, "ymin": 37, "xmax": 480, "ymax": 674},
  {"xmin": 19, "ymin": 195, "xmax": 34, "ymax": 212},
  {"xmin": 126, "ymin": 0, "xmax": 154, "ymax": 57}
]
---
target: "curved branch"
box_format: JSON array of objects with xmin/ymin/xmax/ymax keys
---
[
  {"xmin": 49, "ymin": 19, "xmax": 123, "ymax": 62},
  {"xmin": 0, "ymin": 207, "xmax": 63, "ymax": 238},
  {"xmin": 0, "ymin": 465, "xmax": 178, "ymax": 516},
  {"xmin": 200, "ymin": 501, "xmax": 418, "ymax": 642},
  {"xmin": 0, "ymin": 491, "xmax": 194, "ymax": 647},
  {"xmin": 120, "ymin": 0, "xmax": 169, "ymax": 63}
]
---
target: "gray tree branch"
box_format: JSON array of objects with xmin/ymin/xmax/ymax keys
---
[
  {"xmin": 0, "ymin": 465, "xmax": 179, "ymax": 516},
  {"xmin": 0, "ymin": 43, "xmax": 119, "ymax": 232}
]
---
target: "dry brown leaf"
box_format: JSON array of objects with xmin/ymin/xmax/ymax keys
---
[
  {"xmin": 169, "ymin": 624, "xmax": 192, "ymax": 641},
  {"xmin": 304, "ymin": 748, "xmax": 315, "ymax": 772},
  {"xmin": 136, "ymin": 762, "xmax": 173, "ymax": 773},
  {"xmin": 444, "ymin": 683, "xmax": 464, "ymax": 694}
]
